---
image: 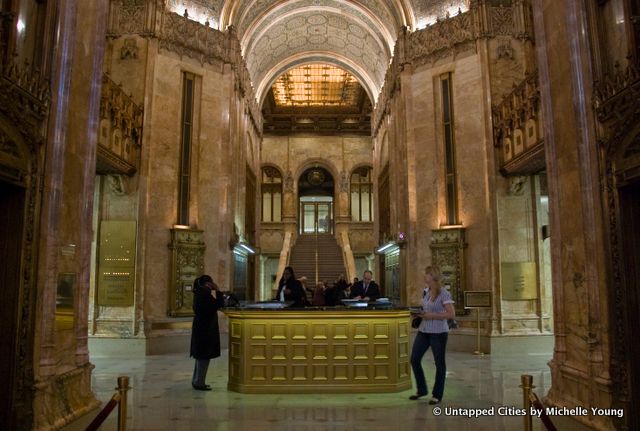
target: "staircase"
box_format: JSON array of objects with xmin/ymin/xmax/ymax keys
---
[{"xmin": 288, "ymin": 234, "xmax": 346, "ymax": 285}]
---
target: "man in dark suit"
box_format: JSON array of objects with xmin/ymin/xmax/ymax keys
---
[{"xmin": 349, "ymin": 270, "xmax": 380, "ymax": 301}]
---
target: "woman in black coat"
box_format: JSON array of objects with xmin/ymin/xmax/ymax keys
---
[
  {"xmin": 190, "ymin": 274, "xmax": 225, "ymax": 391},
  {"xmin": 275, "ymin": 266, "xmax": 306, "ymax": 307}
]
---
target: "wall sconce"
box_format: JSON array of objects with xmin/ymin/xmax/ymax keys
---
[
  {"xmin": 375, "ymin": 241, "xmax": 398, "ymax": 254},
  {"xmin": 237, "ymin": 242, "xmax": 257, "ymax": 254}
]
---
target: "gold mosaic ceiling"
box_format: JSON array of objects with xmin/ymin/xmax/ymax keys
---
[{"xmin": 271, "ymin": 64, "xmax": 361, "ymax": 108}]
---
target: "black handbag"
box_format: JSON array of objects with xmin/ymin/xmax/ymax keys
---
[
  {"xmin": 448, "ymin": 319, "xmax": 458, "ymax": 329},
  {"xmin": 411, "ymin": 316, "xmax": 422, "ymax": 328}
]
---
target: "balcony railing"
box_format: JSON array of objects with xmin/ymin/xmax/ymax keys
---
[
  {"xmin": 97, "ymin": 74, "xmax": 143, "ymax": 176},
  {"xmin": 492, "ymin": 72, "xmax": 545, "ymax": 176}
]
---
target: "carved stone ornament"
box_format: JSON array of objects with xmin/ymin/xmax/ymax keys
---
[
  {"xmin": 496, "ymin": 38, "xmax": 514, "ymax": 59},
  {"xmin": 168, "ymin": 228, "xmax": 206, "ymax": 317},
  {"xmin": 507, "ymin": 176, "xmax": 527, "ymax": 195},
  {"xmin": 340, "ymin": 170, "xmax": 349, "ymax": 192},
  {"xmin": 284, "ymin": 171, "xmax": 294, "ymax": 192},
  {"xmin": 430, "ymin": 227, "xmax": 467, "ymax": 315},
  {"xmin": 307, "ymin": 168, "xmax": 326, "ymax": 186},
  {"xmin": 106, "ymin": 174, "xmax": 128, "ymax": 195},
  {"xmin": 120, "ymin": 37, "xmax": 139, "ymax": 59}
]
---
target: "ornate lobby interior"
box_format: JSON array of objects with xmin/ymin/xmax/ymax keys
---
[{"xmin": 1, "ymin": 1, "xmax": 638, "ymax": 430}]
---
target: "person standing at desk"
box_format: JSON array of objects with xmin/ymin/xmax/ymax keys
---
[
  {"xmin": 190, "ymin": 275, "xmax": 225, "ymax": 391},
  {"xmin": 275, "ymin": 266, "xmax": 306, "ymax": 307},
  {"xmin": 349, "ymin": 270, "xmax": 380, "ymax": 301},
  {"xmin": 409, "ymin": 265, "xmax": 455, "ymax": 404}
]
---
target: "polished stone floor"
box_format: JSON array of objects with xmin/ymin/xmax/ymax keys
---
[{"xmin": 64, "ymin": 349, "xmax": 591, "ymax": 431}]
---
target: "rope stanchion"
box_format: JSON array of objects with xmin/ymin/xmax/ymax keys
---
[
  {"xmin": 530, "ymin": 392, "xmax": 558, "ymax": 431},
  {"xmin": 83, "ymin": 376, "xmax": 130, "ymax": 431},
  {"xmin": 520, "ymin": 374, "xmax": 534, "ymax": 431},
  {"xmin": 116, "ymin": 376, "xmax": 130, "ymax": 431},
  {"xmin": 84, "ymin": 393, "xmax": 121, "ymax": 431}
]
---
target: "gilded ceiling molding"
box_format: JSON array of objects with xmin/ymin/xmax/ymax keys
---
[
  {"xmin": 256, "ymin": 51, "xmax": 378, "ymax": 104},
  {"xmin": 229, "ymin": 0, "xmax": 401, "ymax": 36},
  {"xmin": 240, "ymin": 2, "xmax": 394, "ymax": 57},
  {"xmin": 246, "ymin": 11, "xmax": 388, "ymax": 97}
]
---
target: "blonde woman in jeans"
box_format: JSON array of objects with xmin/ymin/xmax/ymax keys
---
[{"xmin": 409, "ymin": 265, "xmax": 455, "ymax": 404}]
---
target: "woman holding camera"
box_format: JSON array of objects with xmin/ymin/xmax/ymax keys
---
[
  {"xmin": 409, "ymin": 265, "xmax": 455, "ymax": 404},
  {"xmin": 190, "ymin": 274, "xmax": 225, "ymax": 391}
]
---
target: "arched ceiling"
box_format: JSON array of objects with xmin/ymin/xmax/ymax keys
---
[
  {"xmin": 221, "ymin": 0, "xmax": 412, "ymax": 103},
  {"xmin": 169, "ymin": 1, "xmax": 471, "ymax": 103}
]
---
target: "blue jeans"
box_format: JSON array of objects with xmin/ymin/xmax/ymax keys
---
[{"xmin": 410, "ymin": 331, "xmax": 448, "ymax": 399}]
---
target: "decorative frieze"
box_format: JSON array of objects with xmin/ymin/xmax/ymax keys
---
[
  {"xmin": 97, "ymin": 73, "xmax": 143, "ymax": 175},
  {"xmin": 157, "ymin": 9, "xmax": 228, "ymax": 65},
  {"xmin": 593, "ymin": 61, "xmax": 640, "ymax": 160},
  {"xmin": 0, "ymin": 56, "xmax": 50, "ymax": 129},
  {"xmin": 107, "ymin": 0, "xmax": 159, "ymax": 37},
  {"xmin": 406, "ymin": 11, "xmax": 474, "ymax": 66}
]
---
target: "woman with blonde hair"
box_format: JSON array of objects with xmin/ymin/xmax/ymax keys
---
[{"xmin": 409, "ymin": 265, "xmax": 455, "ymax": 404}]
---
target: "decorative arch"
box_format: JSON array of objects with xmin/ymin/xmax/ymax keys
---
[
  {"xmin": 257, "ymin": 53, "xmax": 378, "ymax": 105},
  {"xmin": 294, "ymin": 158, "xmax": 340, "ymax": 185}
]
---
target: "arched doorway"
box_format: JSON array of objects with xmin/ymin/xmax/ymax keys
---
[{"xmin": 298, "ymin": 166, "xmax": 334, "ymax": 235}]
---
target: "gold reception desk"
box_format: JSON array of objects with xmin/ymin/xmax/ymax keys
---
[{"xmin": 224, "ymin": 308, "xmax": 412, "ymax": 393}]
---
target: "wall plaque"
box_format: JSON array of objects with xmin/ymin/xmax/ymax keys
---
[
  {"xmin": 98, "ymin": 221, "xmax": 136, "ymax": 306},
  {"xmin": 501, "ymin": 262, "xmax": 537, "ymax": 300},
  {"xmin": 464, "ymin": 290, "xmax": 492, "ymax": 309}
]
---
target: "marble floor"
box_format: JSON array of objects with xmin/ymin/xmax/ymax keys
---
[{"xmin": 64, "ymin": 349, "xmax": 592, "ymax": 431}]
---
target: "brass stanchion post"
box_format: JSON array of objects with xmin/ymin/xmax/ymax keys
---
[
  {"xmin": 520, "ymin": 374, "xmax": 534, "ymax": 431},
  {"xmin": 473, "ymin": 308, "xmax": 484, "ymax": 355},
  {"xmin": 116, "ymin": 375, "xmax": 130, "ymax": 431}
]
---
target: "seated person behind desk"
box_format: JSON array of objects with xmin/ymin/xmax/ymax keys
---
[
  {"xmin": 349, "ymin": 270, "xmax": 380, "ymax": 301},
  {"xmin": 275, "ymin": 266, "xmax": 306, "ymax": 307},
  {"xmin": 312, "ymin": 282, "xmax": 326, "ymax": 306}
]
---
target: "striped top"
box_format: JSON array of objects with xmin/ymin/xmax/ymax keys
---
[{"xmin": 418, "ymin": 288, "xmax": 455, "ymax": 334}]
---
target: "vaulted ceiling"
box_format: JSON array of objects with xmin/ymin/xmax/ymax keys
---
[{"xmin": 168, "ymin": 0, "xmax": 470, "ymax": 103}]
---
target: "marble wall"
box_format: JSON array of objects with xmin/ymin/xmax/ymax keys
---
[{"xmin": 90, "ymin": 18, "xmax": 261, "ymax": 350}]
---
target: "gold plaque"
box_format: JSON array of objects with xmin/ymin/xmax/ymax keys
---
[
  {"xmin": 464, "ymin": 291, "xmax": 492, "ymax": 308},
  {"xmin": 98, "ymin": 221, "xmax": 136, "ymax": 306},
  {"xmin": 501, "ymin": 262, "xmax": 537, "ymax": 300}
]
